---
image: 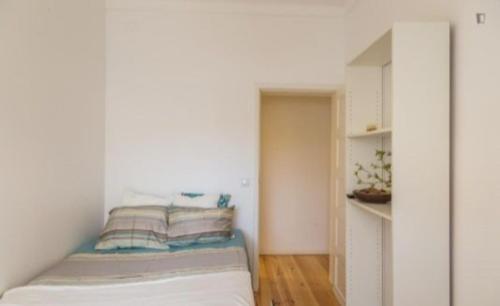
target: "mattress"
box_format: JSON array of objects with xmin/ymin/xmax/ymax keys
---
[
  {"xmin": 0, "ymin": 229, "xmax": 255, "ymax": 306},
  {"xmin": 0, "ymin": 271, "xmax": 253, "ymax": 306}
]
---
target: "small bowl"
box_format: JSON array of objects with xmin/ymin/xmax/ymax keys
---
[{"xmin": 353, "ymin": 189, "xmax": 391, "ymax": 204}]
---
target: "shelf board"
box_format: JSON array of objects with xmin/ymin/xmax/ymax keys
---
[
  {"xmin": 347, "ymin": 128, "xmax": 392, "ymax": 139},
  {"xmin": 348, "ymin": 198, "xmax": 392, "ymax": 221}
]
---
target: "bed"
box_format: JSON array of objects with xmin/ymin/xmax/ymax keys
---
[{"xmin": 0, "ymin": 229, "xmax": 255, "ymax": 306}]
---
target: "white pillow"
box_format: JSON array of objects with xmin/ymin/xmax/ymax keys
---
[
  {"xmin": 172, "ymin": 193, "xmax": 220, "ymax": 208},
  {"xmin": 121, "ymin": 189, "xmax": 173, "ymax": 206}
]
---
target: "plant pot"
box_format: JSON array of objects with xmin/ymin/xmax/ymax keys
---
[{"xmin": 353, "ymin": 188, "xmax": 391, "ymax": 204}]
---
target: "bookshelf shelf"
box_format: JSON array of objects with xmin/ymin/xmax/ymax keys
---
[{"xmin": 347, "ymin": 128, "xmax": 391, "ymax": 139}]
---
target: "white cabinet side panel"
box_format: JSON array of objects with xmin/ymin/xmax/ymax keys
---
[
  {"xmin": 346, "ymin": 67, "xmax": 383, "ymax": 193},
  {"xmin": 382, "ymin": 220, "xmax": 393, "ymax": 306},
  {"xmin": 381, "ymin": 63, "xmax": 393, "ymax": 306},
  {"xmin": 346, "ymin": 67, "xmax": 382, "ymax": 133},
  {"xmin": 392, "ymin": 23, "xmax": 450, "ymax": 306},
  {"xmin": 346, "ymin": 65, "xmax": 385, "ymax": 306},
  {"xmin": 346, "ymin": 204, "xmax": 383, "ymax": 306},
  {"xmin": 382, "ymin": 64, "xmax": 393, "ymax": 129}
]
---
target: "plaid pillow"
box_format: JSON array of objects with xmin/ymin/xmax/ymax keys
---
[
  {"xmin": 95, "ymin": 206, "xmax": 169, "ymax": 250},
  {"xmin": 166, "ymin": 207, "xmax": 234, "ymax": 247}
]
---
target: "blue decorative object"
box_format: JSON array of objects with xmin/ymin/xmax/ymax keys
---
[
  {"xmin": 181, "ymin": 192, "xmax": 204, "ymax": 198},
  {"xmin": 218, "ymin": 194, "xmax": 231, "ymax": 208}
]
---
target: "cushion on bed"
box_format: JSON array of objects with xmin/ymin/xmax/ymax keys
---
[
  {"xmin": 76, "ymin": 228, "xmax": 246, "ymax": 255},
  {"xmin": 175, "ymin": 192, "xmax": 232, "ymax": 208},
  {"xmin": 166, "ymin": 207, "xmax": 234, "ymax": 246},
  {"xmin": 122, "ymin": 189, "xmax": 173, "ymax": 206},
  {"xmin": 95, "ymin": 206, "xmax": 169, "ymax": 250},
  {"xmin": 173, "ymin": 193, "xmax": 219, "ymax": 208}
]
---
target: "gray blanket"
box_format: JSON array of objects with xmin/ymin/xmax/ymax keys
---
[{"xmin": 30, "ymin": 246, "xmax": 248, "ymax": 286}]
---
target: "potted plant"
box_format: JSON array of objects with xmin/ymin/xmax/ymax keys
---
[{"xmin": 353, "ymin": 150, "xmax": 392, "ymax": 204}]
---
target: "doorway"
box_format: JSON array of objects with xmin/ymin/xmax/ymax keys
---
[
  {"xmin": 260, "ymin": 93, "xmax": 331, "ymax": 254},
  {"xmin": 256, "ymin": 90, "xmax": 343, "ymax": 306}
]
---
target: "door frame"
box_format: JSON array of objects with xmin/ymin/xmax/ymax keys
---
[
  {"xmin": 252, "ymin": 83, "xmax": 343, "ymax": 291},
  {"xmin": 331, "ymin": 88, "xmax": 346, "ymax": 305}
]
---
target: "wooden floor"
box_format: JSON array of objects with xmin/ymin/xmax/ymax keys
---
[{"xmin": 255, "ymin": 255, "xmax": 341, "ymax": 306}]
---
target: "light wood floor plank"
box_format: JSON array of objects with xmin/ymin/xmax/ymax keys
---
[
  {"xmin": 279, "ymin": 255, "xmax": 319, "ymax": 306},
  {"xmin": 256, "ymin": 256, "xmax": 272, "ymax": 306},
  {"xmin": 267, "ymin": 256, "xmax": 294, "ymax": 305},
  {"xmin": 256, "ymin": 255, "xmax": 340, "ymax": 306},
  {"xmin": 294, "ymin": 256, "xmax": 340, "ymax": 306},
  {"xmin": 315, "ymin": 254, "xmax": 330, "ymax": 272}
]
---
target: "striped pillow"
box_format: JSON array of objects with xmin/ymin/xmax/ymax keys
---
[
  {"xmin": 166, "ymin": 207, "xmax": 234, "ymax": 247},
  {"xmin": 95, "ymin": 206, "xmax": 169, "ymax": 250}
]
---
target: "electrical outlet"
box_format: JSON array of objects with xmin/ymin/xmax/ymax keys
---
[{"xmin": 476, "ymin": 13, "xmax": 486, "ymax": 24}]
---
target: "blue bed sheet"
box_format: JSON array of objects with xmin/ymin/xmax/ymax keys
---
[{"xmin": 75, "ymin": 229, "xmax": 246, "ymax": 254}]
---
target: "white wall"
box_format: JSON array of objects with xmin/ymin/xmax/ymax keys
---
[
  {"xmin": 260, "ymin": 95, "xmax": 331, "ymax": 254},
  {"xmin": 345, "ymin": 1, "xmax": 500, "ymax": 305},
  {"xmin": 105, "ymin": 0, "xmax": 345, "ymax": 278},
  {"xmin": 0, "ymin": 0, "xmax": 105, "ymax": 293},
  {"xmin": 452, "ymin": 2, "xmax": 500, "ymax": 305}
]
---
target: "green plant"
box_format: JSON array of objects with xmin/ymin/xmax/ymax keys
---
[{"xmin": 354, "ymin": 150, "xmax": 392, "ymax": 192}]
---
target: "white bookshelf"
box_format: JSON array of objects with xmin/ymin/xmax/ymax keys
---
[{"xmin": 345, "ymin": 23, "xmax": 450, "ymax": 306}]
